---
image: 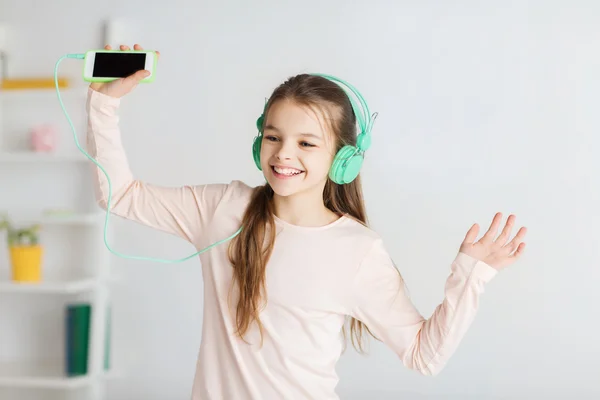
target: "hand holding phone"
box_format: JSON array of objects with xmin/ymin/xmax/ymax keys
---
[{"xmin": 86, "ymin": 44, "xmax": 159, "ymax": 98}]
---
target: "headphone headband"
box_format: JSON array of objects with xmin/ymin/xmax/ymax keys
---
[{"xmin": 310, "ymin": 73, "xmax": 376, "ymax": 148}]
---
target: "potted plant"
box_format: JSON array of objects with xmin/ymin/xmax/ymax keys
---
[{"xmin": 0, "ymin": 214, "xmax": 43, "ymax": 282}]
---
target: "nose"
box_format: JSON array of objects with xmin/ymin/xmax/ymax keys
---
[{"xmin": 274, "ymin": 140, "xmax": 294, "ymax": 161}]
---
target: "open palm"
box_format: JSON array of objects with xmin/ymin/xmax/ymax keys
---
[{"xmin": 460, "ymin": 212, "xmax": 527, "ymax": 270}]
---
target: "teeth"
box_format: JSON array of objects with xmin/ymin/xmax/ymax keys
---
[{"xmin": 274, "ymin": 166, "xmax": 302, "ymax": 175}]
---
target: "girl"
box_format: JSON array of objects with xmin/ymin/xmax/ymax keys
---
[{"xmin": 87, "ymin": 44, "xmax": 527, "ymax": 400}]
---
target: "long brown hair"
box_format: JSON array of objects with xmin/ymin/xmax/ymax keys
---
[{"xmin": 227, "ymin": 74, "xmax": 376, "ymax": 353}]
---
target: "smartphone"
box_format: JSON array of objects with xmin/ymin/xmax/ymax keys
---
[{"xmin": 83, "ymin": 49, "xmax": 157, "ymax": 83}]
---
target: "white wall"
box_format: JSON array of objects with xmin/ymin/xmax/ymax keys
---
[{"xmin": 1, "ymin": 0, "xmax": 599, "ymax": 399}]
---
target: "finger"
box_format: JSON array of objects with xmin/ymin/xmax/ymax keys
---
[
  {"xmin": 495, "ymin": 214, "xmax": 515, "ymax": 247},
  {"xmin": 120, "ymin": 44, "xmax": 130, "ymax": 51},
  {"xmin": 481, "ymin": 212, "xmax": 502, "ymax": 243},
  {"xmin": 131, "ymin": 44, "xmax": 159, "ymax": 59},
  {"xmin": 463, "ymin": 223, "xmax": 479, "ymax": 245},
  {"xmin": 509, "ymin": 242, "xmax": 526, "ymax": 259},
  {"xmin": 504, "ymin": 226, "xmax": 527, "ymax": 254},
  {"xmin": 104, "ymin": 44, "xmax": 112, "ymax": 50}
]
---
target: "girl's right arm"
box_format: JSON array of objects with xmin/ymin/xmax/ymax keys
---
[{"xmin": 85, "ymin": 44, "xmax": 233, "ymax": 244}]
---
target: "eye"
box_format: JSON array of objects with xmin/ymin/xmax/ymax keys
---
[
  {"xmin": 300, "ymin": 142, "xmax": 315, "ymax": 148},
  {"xmin": 264, "ymin": 135, "xmax": 278, "ymax": 142}
]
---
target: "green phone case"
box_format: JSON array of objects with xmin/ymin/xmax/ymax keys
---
[{"xmin": 82, "ymin": 49, "xmax": 157, "ymax": 83}]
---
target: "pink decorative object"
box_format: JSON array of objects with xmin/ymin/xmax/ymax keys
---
[{"xmin": 30, "ymin": 124, "xmax": 58, "ymax": 152}]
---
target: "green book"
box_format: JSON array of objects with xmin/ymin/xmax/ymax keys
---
[{"xmin": 65, "ymin": 303, "xmax": 91, "ymax": 376}]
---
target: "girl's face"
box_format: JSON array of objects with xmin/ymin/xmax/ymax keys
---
[{"xmin": 260, "ymin": 99, "xmax": 337, "ymax": 199}]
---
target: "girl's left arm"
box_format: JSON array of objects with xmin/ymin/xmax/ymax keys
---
[
  {"xmin": 349, "ymin": 239, "xmax": 498, "ymax": 376},
  {"xmin": 349, "ymin": 213, "xmax": 526, "ymax": 376}
]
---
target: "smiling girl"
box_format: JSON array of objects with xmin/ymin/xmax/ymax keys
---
[{"xmin": 86, "ymin": 43, "xmax": 527, "ymax": 400}]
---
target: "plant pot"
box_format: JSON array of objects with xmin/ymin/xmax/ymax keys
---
[{"xmin": 9, "ymin": 245, "xmax": 43, "ymax": 282}]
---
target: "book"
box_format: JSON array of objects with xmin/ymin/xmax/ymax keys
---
[
  {"xmin": 65, "ymin": 303, "xmax": 91, "ymax": 376},
  {"xmin": 64, "ymin": 302, "xmax": 112, "ymax": 376}
]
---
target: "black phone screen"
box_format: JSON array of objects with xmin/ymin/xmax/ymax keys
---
[{"xmin": 93, "ymin": 52, "xmax": 147, "ymax": 78}]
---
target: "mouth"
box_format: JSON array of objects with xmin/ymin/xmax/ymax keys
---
[{"xmin": 271, "ymin": 165, "xmax": 305, "ymax": 179}]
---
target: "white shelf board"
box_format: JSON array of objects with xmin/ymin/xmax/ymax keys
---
[
  {"xmin": 0, "ymin": 151, "xmax": 88, "ymax": 163},
  {"xmin": 0, "ymin": 278, "xmax": 101, "ymax": 294},
  {"xmin": 0, "ymin": 361, "xmax": 116, "ymax": 389},
  {"xmin": 0, "ymin": 275, "xmax": 121, "ymax": 294},
  {"xmin": 41, "ymin": 213, "xmax": 104, "ymax": 226},
  {"xmin": 5, "ymin": 212, "xmax": 105, "ymax": 226}
]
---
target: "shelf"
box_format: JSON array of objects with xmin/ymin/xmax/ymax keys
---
[
  {"xmin": 41, "ymin": 213, "xmax": 104, "ymax": 226},
  {"xmin": 0, "ymin": 278, "xmax": 102, "ymax": 294},
  {"xmin": 0, "ymin": 152, "xmax": 88, "ymax": 163},
  {"xmin": 0, "ymin": 22, "xmax": 119, "ymax": 399},
  {"xmin": 0, "ymin": 86, "xmax": 88, "ymax": 100},
  {"xmin": 5, "ymin": 212, "xmax": 105, "ymax": 227},
  {"xmin": 0, "ymin": 361, "xmax": 116, "ymax": 389}
]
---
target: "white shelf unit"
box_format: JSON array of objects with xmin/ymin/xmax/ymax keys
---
[{"xmin": 0, "ymin": 89, "xmax": 116, "ymax": 400}]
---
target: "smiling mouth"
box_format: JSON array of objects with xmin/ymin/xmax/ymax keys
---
[{"xmin": 271, "ymin": 165, "xmax": 305, "ymax": 178}]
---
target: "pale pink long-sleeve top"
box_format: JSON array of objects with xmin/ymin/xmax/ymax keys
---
[{"xmin": 85, "ymin": 88, "xmax": 498, "ymax": 399}]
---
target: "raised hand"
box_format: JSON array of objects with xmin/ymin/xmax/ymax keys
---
[
  {"xmin": 459, "ymin": 212, "xmax": 527, "ymax": 270},
  {"xmin": 89, "ymin": 43, "xmax": 160, "ymax": 98}
]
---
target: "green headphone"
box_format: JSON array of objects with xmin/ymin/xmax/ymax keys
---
[{"xmin": 252, "ymin": 73, "xmax": 377, "ymax": 185}]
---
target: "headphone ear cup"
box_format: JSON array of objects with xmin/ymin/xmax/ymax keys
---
[
  {"xmin": 329, "ymin": 145, "xmax": 363, "ymax": 184},
  {"xmin": 253, "ymin": 112, "xmax": 265, "ymax": 171},
  {"xmin": 252, "ymin": 135, "xmax": 262, "ymax": 171},
  {"xmin": 256, "ymin": 114, "xmax": 265, "ymax": 132}
]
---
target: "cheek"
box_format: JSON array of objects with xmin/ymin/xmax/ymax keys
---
[
  {"xmin": 260, "ymin": 143, "xmax": 273, "ymax": 161},
  {"xmin": 304, "ymin": 152, "xmax": 334, "ymax": 175}
]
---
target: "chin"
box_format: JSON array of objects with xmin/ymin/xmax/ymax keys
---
[
  {"xmin": 266, "ymin": 179, "xmax": 304, "ymax": 197},
  {"xmin": 266, "ymin": 174, "xmax": 327, "ymax": 200},
  {"xmin": 271, "ymin": 187, "xmax": 299, "ymax": 198}
]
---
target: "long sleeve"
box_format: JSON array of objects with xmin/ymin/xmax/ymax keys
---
[
  {"xmin": 85, "ymin": 88, "xmax": 233, "ymax": 244},
  {"xmin": 349, "ymin": 239, "xmax": 497, "ymax": 376}
]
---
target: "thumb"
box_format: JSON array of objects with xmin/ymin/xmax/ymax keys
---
[
  {"xmin": 125, "ymin": 69, "xmax": 150, "ymax": 86},
  {"xmin": 462, "ymin": 223, "xmax": 479, "ymax": 245}
]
